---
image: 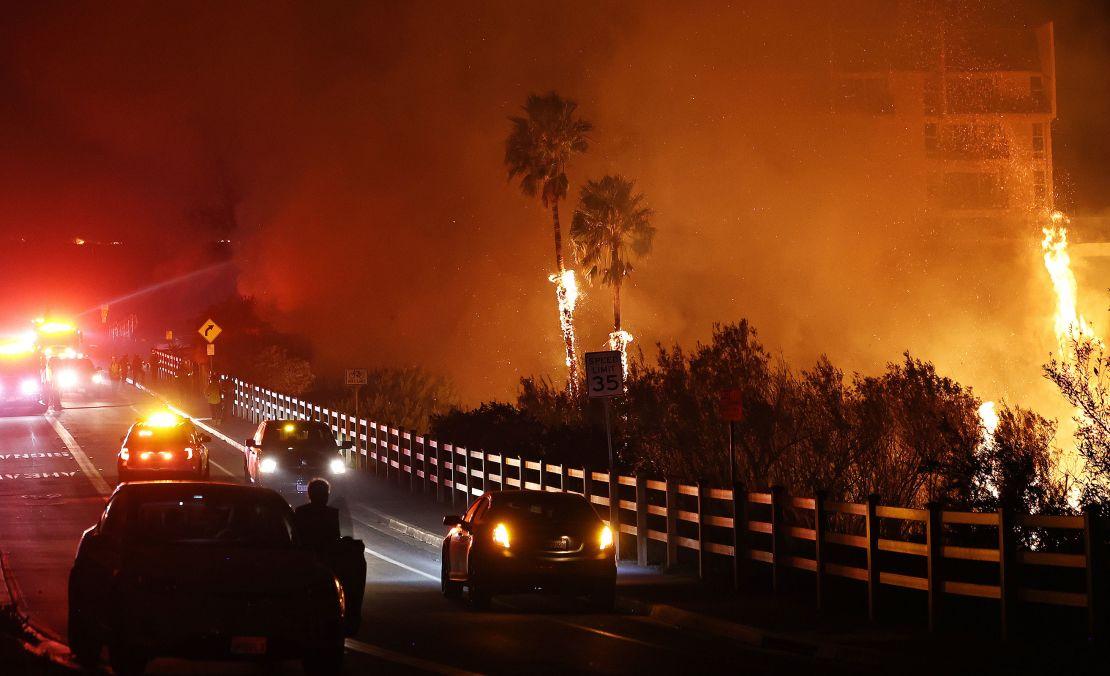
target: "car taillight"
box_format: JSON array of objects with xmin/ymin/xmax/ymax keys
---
[
  {"xmin": 159, "ymin": 451, "xmax": 173, "ymax": 460},
  {"xmin": 140, "ymin": 451, "xmax": 153, "ymax": 460},
  {"xmin": 599, "ymin": 526, "xmax": 614, "ymax": 551},
  {"xmin": 492, "ymin": 523, "xmax": 511, "ymax": 549}
]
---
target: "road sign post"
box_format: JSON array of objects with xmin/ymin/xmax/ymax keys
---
[
  {"xmin": 719, "ymin": 387, "xmax": 745, "ymax": 590},
  {"xmin": 586, "ymin": 350, "xmax": 625, "ymax": 560},
  {"xmin": 345, "ymin": 369, "xmax": 369, "ymax": 459}
]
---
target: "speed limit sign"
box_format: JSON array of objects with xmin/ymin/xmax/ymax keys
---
[{"xmin": 585, "ymin": 351, "xmax": 624, "ymax": 398}]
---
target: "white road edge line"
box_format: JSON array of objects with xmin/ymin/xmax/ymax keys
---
[
  {"xmin": 363, "ymin": 547, "xmax": 439, "ymax": 582},
  {"xmin": 44, "ymin": 413, "xmax": 112, "ymax": 496},
  {"xmin": 344, "ymin": 638, "xmax": 484, "ymax": 676}
]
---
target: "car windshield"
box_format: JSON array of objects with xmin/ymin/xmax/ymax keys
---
[
  {"xmin": 127, "ymin": 426, "xmax": 190, "ymax": 449},
  {"xmin": 493, "ymin": 493, "xmax": 597, "ymax": 522},
  {"xmin": 269, "ymin": 423, "xmax": 334, "ymax": 446},
  {"xmin": 123, "ymin": 488, "xmax": 292, "ymax": 547}
]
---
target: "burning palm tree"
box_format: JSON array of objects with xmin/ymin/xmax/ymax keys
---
[
  {"xmin": 570, "ymin": 175, "xmax": 656, "ymax": 371},
  {"xmin": 505, "ymin": 92, "xmax": 592, "ymax": 395}
]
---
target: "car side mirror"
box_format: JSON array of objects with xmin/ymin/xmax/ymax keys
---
[
  {"xmin": 244, "ymin": 438, "xmax": 255, "ymax": 448},
  {"xmin": 443, "ymin": 515, "xmax": 462, "ymax": 528}
]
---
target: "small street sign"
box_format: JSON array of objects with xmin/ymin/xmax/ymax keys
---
[
  {"xmin": 165, "ymin": 330, "xmax": 173, "ymax": 341},
  {"xmin": 206, "ymin": 344, "xmax": 216, "ymax": 356},
  {"xmin": 345, "ymin": 368, "xmax": 369, "ymax": 386},
  {"xmin": 585, "ymin": 350, "xmax": 624, "ymax": 399},
  {"xmin": 718, "ymin": 388, "xmax": 744, "ymax": 421},
  {"xmin": 100, "ymin": 304, "xmax": 110, "ymax": 324},
  {"xmin": 198, "ymin": 319, "xmax": 222, "ymax": 343}
]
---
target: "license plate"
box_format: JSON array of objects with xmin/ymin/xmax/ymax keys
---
[
  {"xmin": 230, "ymin": 636, "xmax": 267, "ymax": 655},
  {"xmin": 295, "ymin": 480, "xmax": 308, "ymax": 493},
  {"xmin": 550, "ymin": 538, "xmax": 569, "ymax": 551}
]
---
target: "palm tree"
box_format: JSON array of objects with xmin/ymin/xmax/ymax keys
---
[
  {"xmin": 570, "ymin": 175, "xmax": 655, "ymax": 362},
  {"xmin": 505, "ymin": 92, "xmax": 592, "ymax": 394}
]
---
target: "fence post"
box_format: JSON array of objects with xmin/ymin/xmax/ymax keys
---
[
  {"xmin": 997, "ymin": 507, "xmax": 1016, "ymax": 640},
  {"xmin": 666, "ymin": 479, "xmax": 679, "ymax": 571},
  {"xmin": 771, "ymin": 486, "xmax": 787, "ymax": 593},
  {"xmin": 433, "ymin": 440, "xmax": 444, "ymax": 504},
  {"xmin": 516, "ymin": 455, "xmax": 524, "ymax": 491},
  {"xmin": 420, "ymin": 436, "xmax": 429, "ymax": 495},
  {"xmin": 814, "ymin": 490, "xmax": 827, "ymax": 611},
  {"xmin": 538, "ymin": 461, "xmax": 546, "ymax": 492},
  {"xmin": 561, "ymin": 464, "xmax": 569, "ymax": 493},
  {"xmin": 482, "ymin": 450, "xmax": 490, "ymax": 495},
  {"xmin": 445, "ymin": 444, "xmax": 456, "ymax": 509},
  {"xmin": 406, "ymin": 431, "xmax": 416, "ymax": 493},
  {"xmin": 583, "ymin": 466, "xmax": 593, "ymax": 504},
  {"xmin": 865, "ymin": 494, "xmax": 881, "ymax": 622},
  {"xmin": 697, "ymin": 481, "xmax": 709, "ymax": 580},
  {"xmin": 635, "ymin": 475, "xmax": 649, "ymax": 566},
  {"xmin": 731, "ymin": 483, "xmax": 747, "ymax": 591},
  {"xmin": 926, "ymin": 502, "xmax": 943, "ymax": 633},
  {"xmin": 1083, "ymin": 505, "xmax": 1102, "ymax": 640},
  {"xmin": 462, "ymin": 446, "xmax": 471, "ymax": 502}
]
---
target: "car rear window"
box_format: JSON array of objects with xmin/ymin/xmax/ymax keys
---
[
  {"xmin": 127, "ymin": 427, "xmax": 190, "ymax": 449},
  {"xmin": 124, "ymin": 490, "xmax": 293, "ymax": 547},
  {"xmin": 494, "ymin": 493, "xmax": 597, "ymax": 522}
]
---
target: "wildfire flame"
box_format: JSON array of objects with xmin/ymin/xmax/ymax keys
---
[
  {"xmin": 1040, "ymin": 210, "xmax": 1100, "ymax": 505},
  {"xmin": 978, "ymin": 400, "xmax": 999, "ymax": 440},
  {"xmin": 1041, "ymin": 211, "xmax": 1098, "ymax": 353},
  {"xmin": 550, "ymin": 269, "xmax": 581, "ymax": 390},
  {"xmin": 608, "ymin": 329, "xmax": 634, "ymax": 377}
]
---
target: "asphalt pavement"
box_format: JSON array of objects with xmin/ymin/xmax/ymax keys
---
[{"xmin": 0, "ymin": 383, "xmax": 870, "ymax": 675}]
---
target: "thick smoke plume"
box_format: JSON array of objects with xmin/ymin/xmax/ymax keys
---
[{"xmin": 1, "ymin": 1, "xmax": 1108, "ymax": 411}]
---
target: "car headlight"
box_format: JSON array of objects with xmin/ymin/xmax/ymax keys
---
[
  {"xmin": 92, "ymin": 372, "xmax": 106, "ymax": 385},
  {"xmin": 329, "ymin": 458, "xmax": 347, "ymax": 475},
  {"xmin": 259, "ymin": 457, "xmax": 278, "ymax": 473},
  {"xmin": 599, "ymin": 525, "xmax": 614, "ymax": 551},
  {"xmin": 492, "ymin": 523, "xmax": 510, "ymax": 549},
  {"xmin": 19, "ymin": 378, "xmax": 39, "ymax": 396},
  {"xmin": 58, "ymin": 370, "xmax": 78, "ymax": 388}
]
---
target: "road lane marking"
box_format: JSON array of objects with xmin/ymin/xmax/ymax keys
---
[
  {"xmin": 363, "ymin": 547, "xmax": 439, "ymax": 582},
  {"xmin": 44, "ymin": 414, "xmax": 112, "ymax": 495},
  {"xmin": 344, "ymin": 638, "xmax": 483, "ymax": 675}
]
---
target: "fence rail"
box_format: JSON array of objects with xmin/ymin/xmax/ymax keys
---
[{"xmin": 150, "ymin": 350, "xmax": 1106, "ymax": 639}]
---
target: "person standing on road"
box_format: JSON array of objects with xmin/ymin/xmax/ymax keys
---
[
  {"xmin": 108, "ymin": 357, "xmax": 121, "ymax": 392},
  {"xmin": 204, "ymin": 376, "xmax": 222, "ymax": 423},
  {"xmin": 293, "ymin": 479, "xmax": 341, "ymax": 554},
  {"xmin": 131, "ymin": 355, "xmax": 144, "ymax": 385}
]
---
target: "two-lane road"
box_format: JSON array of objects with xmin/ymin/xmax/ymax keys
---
[{"xmin": 0, "ymin": 387, "xmax": 859, "ymax": 674}]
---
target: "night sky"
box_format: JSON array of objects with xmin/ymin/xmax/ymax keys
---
[{"xmin": 1, "ymin": 1, "xmax": 1108, "ymax": 406}]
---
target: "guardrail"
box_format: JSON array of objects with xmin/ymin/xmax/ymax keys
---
[{"xmin": 151, "ymin": 350, "xmax": 1105, "ymax": 639}]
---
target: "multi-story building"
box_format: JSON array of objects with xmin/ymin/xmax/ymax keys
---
[{"xmin": 829, "ymin": 5, "xmax": 1056, "ymax": 234}]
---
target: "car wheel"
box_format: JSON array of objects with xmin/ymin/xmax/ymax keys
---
[
  {"xmin": 67, "ymin": 605, "xmax": 101, "ymax": 667},
  {"xmin": 589, "ymin": 580, "xmax": 616, "ymax": 612},
  {"xmin": 243, "ymin": 458, "xmax": 252, "ymax": 482},
  {"xmin": 441, "ymin": 553, "xmax": 462, "ymax": 599},
  {"xmin": 109, "ymin": 643, "xmax": 148, "ymax": 676},
  {"xmin": 302, "ymin": 637, "xmax": 344, "ymax": 676},
  {"xmin": 467, "ymin": 562, "xmax": 491, "ymax": 610}
]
